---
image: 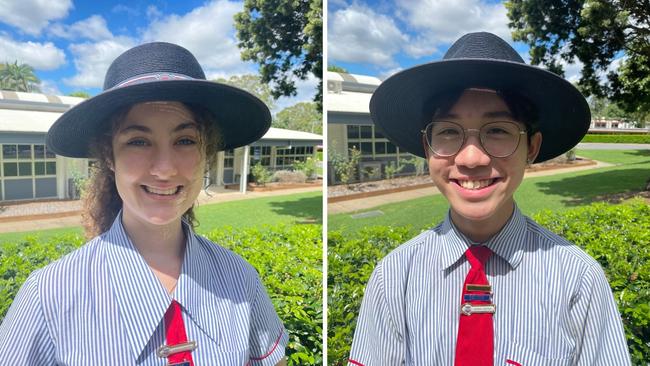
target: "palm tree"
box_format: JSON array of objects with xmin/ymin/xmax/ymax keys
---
[{"xmin": 0, "ymin": 61, "xmax": 40, "ymax": 92}]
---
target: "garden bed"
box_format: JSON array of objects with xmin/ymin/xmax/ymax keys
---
[
  {"xmin": 328, "ymin": 157, "xmax": 595, "ymax": 200},
  {"xmin": 226, "ymin": 179, "xmax": 322, "ymax": 192}
]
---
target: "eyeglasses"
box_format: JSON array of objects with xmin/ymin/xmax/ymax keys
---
[{"xmin": 421, "ymin": 120, "xmax": 527, "ymax": 158}]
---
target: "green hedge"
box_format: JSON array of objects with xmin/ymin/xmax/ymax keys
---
[
  {"xmin": 328, "ymin": 200, "xmax": 650, "ymax": 365},
  {"xmin": 0, "ymin": 225, "xmax": 322, "ymax": 366},
  {"xmin": 581, "ymin": 134, "xmax": 650, "ymax": 144}
]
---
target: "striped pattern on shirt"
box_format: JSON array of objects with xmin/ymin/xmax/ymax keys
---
[
  {"xmin": 0, "ymin": 212, "xmax": 287, "ymax": 365},
  {"xmin": 348, "ymin": 206, "xmax": 631, "ymax": 366}
]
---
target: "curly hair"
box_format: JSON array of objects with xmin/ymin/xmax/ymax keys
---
[{"xmin": 82, "ymin": 102, "xmax": 222, "ymax": 238}]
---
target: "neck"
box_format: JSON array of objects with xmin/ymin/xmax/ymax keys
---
[
  {"xmin": 450, "ymin": 201, "xmax": 515, "ymax": 243},
  {"xmin": 121, "ymin": 211, "xmax": 186, "ymax": 293}
]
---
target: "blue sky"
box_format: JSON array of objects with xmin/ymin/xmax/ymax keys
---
[
  {"xmin": 327, "ymin": 0, "xmax": 587, "ymax": 82},
  {"xmin": 0, "ymin": 0, "xmax": 318, "ymax": 112}
]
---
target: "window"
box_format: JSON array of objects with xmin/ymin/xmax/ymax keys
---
[
  {"xmin": 275, "ymin": 146, "xmax": 315, "ymax": 169},
  {"xmin": 0, "ymin": 143, "xmax": 57, "ymax": 200},
  {"xmin": 347, "ymin": 124, "xmax": 401, "ymax": 158},
  {"xmin": 250, "ymin": 146, "xmax": 271, "ymax": 166}
]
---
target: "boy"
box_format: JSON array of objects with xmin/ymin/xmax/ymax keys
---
[{"xmin": 348, "ymin": 32, "xmax": 630, "ymax": 366}]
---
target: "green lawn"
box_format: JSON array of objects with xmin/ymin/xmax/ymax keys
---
[
  {"xmin": 329, "ymin": 149, "xmax": 650, "ymax": 235},
  {"xmin": 0, "ymin": 191, "xmax": 322, "ymax": 244}
]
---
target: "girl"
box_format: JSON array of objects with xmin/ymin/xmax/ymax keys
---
[{"xmin": 0, "ymin": 42, "xmax": 287, "ymax": 366}]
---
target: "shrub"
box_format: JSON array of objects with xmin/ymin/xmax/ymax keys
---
[
  {"xmin": 330, "ymin": 147, "xmax": 361, "ymax": 186},
  {"xmin": 293, "ymin": 157, "xmax": 318, "ymax": 180},
  {"xmin": 581, "ymin": 134, "xmax": 650, "ymax": 144},
  {"xmin": 327, "ymin": 226, "xmax": 411, "ymax": 365},
  {"xmin": 0, "ymin": 225, "xmax": 323, "ymax": 366},
  {"xmin": 328, "ymin": 200, "xmax": 650, "ymax": 365},
  {"xmin": 251, "ymin": 162, "xmax": 272, "ymax": 186},
  {"xmin": 273, "ymin": 170, "xmax": 307, "ymax": 183}
]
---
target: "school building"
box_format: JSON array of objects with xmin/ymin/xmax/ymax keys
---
[
  {"xmin": 0, "ymin": 91, "xmax": 322, "ymax": 202},
  {"xmin": 327, "ymin": 71, "xmax": 426, "ymax": 185}
]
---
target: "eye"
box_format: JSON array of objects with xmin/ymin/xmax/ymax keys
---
[
  {"xmin": 435, "ymin": 128, "xmax": 461, "ymax": 137},
  {"xmin": 485, "ymin": 127, "xmax": 511, "ymax": 135},
  {"xmin": 126, "ymin": 138, "xmax": 149, "ymax": 146},
  {"xmin": 176, "ymin": 137, "xmax": 197, "ymax": 146}
]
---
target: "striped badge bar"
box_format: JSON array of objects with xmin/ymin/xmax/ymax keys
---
[
  {"xmin": 464, "ymin": 294, "xmax": 492, "ymax": 302},
  {"xmin": 466, "ymin": 284, "xmax": 492, "ymax": 293}
]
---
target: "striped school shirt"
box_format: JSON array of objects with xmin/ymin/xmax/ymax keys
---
[
  {"xmin": 349, "ymin": 206, "xmax": 631, "ymax": 366},
  {"xmin": 0, "ymin": 212, "xmax": 287, "ymax": 365}
]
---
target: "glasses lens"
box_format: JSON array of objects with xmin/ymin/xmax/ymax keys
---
[
  {"xmin": 480, "ymin": 121, "xmax": 523, "ymax": 157},
  {"xmin": 426, "ymin": 122, "xmax": 463, "ymax": 156}
]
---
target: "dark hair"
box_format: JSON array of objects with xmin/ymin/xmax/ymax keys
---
[
  {"xmin": 424, "ymin": 87, "xmax": 539, "ymax": 144},
  {"xmin": 82, "ymin": 102, "xmax": 222, "ymax": 239}
]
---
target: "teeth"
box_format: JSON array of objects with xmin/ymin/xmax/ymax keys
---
[
  {"xmin": 145, "ymin": 186, "xmax": 179, "ymax": 195},
  {"xmin": 458, "ymin": 179, "xmax": 494, "ymax": 190}
]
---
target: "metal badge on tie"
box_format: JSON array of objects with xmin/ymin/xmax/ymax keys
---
[
  {"xmin": 157, "ymin": 341, "xmax": 198, "ymax": 358},
  {"xmin": 461, "ymin": 303, "xmax": 496, "ymax": 316}
]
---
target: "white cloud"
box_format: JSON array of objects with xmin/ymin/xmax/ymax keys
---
[
  {"xmin": 141, "ymin": 0, "xmax": 252, "ymax": 76},
  {"xmin": 146, "ymin": 5, "xmax": 163, "ymax": 20},
  {"xmin": 396, "ymin": 0, "xmax": 511, "ymax": 52},
  {"xmin": 112, "ymin": 4, "xmax": 139, "ymax": 16},
  {"xmin": 64, "ymin": 37, "xmax": 135, "ymax": 88},
  {"xmin": 329, "ymin": 5, "xmax": 408, "ymax": 66},
  {"xmin": 0, "ymin": 0, "xmax": 73, "ymax": 35},
  {"xmin": 38, "ymin": 79, "xmax": 62, "ymax": 95},
  {"xmin": 50, "ymin": 15, "xmax": 113, "ymax": 41},
  {"xmin": 0, "ymin": 35, "xmax": 66, "ymax": 70},
  {"xmin": 274, "ymin": 74, "xmax": 320, "ymax": 112}
]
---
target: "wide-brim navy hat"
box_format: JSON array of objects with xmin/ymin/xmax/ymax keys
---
[
  {"xmin": 370, "ymin": 32, "xmax": 591, "ymax": 163},
  {"xmin": 47, "ymin": 42, "xmax": 271, "ymax": 158}
]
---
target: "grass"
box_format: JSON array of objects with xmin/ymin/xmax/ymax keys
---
[
  {"xmin": 0, "ymin": 191, "xmax": 322, "ymax": 244},
  {"xmin": 329, "ymin": 149, "xmax": 650, "ymax": 235}
]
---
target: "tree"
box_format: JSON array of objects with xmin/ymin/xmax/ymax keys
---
[
  {"xmin": 0, "ymin": 61, "xmax": 40, "ymax": 92},
  {"xmin": 328, "ymin": 65, "xmax": 348, "ymax": 73},
  {"xmin": 235, "ymin": 0, "xmax": 322, "ymax": 109},
  {"xmin": 214, "ymin": 74, "xmax": 275, "ymax": 110},
  {"xmin": 505, "ymin": 0, "xmax": 649, "ymax": 122},
  {"xmin": 68, "ymin": 91, "xmax": 91, "ymax": 98},
  {"xmin": 274, "ymin": 102, "xmax": 322, "ymax": 134}
]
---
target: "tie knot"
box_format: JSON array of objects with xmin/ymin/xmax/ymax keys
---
[{"xmin": 465, "ymin": 246, "xmax": 492, "ymax": 268}]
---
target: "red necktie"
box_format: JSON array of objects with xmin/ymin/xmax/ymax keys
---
[
  {"xmin": 163, "ymin": 300, "xmax": 195, "ymax": 366},
  {"xmin": 455, "ymin": 246, "xmax": 494, "ymax": 366}
]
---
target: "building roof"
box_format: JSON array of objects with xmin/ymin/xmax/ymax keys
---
[
  {"xmin": 0, "ymin": 92, "xmax": 323, "ymax": 145},
  {"xmin": 327, "ymin": 72, "xmax": 378, "ymax": 124}
]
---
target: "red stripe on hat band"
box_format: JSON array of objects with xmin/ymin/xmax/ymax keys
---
[{"xmin": 113, "ymin": 72, "xmax": 193, "ymax": 89}]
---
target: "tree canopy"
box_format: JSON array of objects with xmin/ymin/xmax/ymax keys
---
[
  {"xmin": 327, "ymin": 65, "xmax": 349, "ymax": 73},
  {"xmin": 274, "ymin": 102, "xmax": 322, "ymax": 134},
  {"xmin": 214, "ymin": 74, "xmax": 275, "ymax": 110},
  {"xmin": 235, "ymin": 0, "xmax": 322, "ymax": 109},
  {"xmin": 68, "ymin": 91, "xmax": 91, "ymax": 98},
  {"xmin": 505, "ymin": 0, "xmax": 650, "ymax": 123},
  {"xmin": 0, "ymin": 61, "xmax": 40, "ymax": 92}
]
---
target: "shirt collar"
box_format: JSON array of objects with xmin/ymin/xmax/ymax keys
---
[
  {"xmin": 104, "ymin": 212, "xmax": 222, "ymax": 360},
  {"xmin": 438, "ymin": 204, "xmax": 528, "ymax": 271}
]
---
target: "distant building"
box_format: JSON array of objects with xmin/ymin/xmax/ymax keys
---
[
  {"xmin": 327, "ymin": 71, "xmax": 425, "ymax": 185},
  {"xmin": 0, "ymin": 91, "xmax": 322, "ymax": 202}
]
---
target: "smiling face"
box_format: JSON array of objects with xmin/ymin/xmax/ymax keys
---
[
  {"xmin": 424, "ymin": 88, "xmax": 542, "ymax": 238},
  {"xmin": 111, "ymin": 101, "xmax": 206, "ymax": 228}
]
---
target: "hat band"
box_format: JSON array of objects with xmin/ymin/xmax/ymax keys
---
[{"xmin": 112, "ymin": 72, "xmax": 194, "ymax": 90}]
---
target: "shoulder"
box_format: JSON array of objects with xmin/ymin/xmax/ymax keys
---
[
  {"xmin": 524, "ymin": 216, "xmax": 601, "ymax": 270},
  {"xmin": 192, "ymin": 234, "xmax": 261, "ymax": 291},
  {"xmin": 377, "ymin": 224, "xmax": 443, "ymax": 273},
  {"xmin": 29, "ymin": 235, "xmax": 105, "ymax": 289}
]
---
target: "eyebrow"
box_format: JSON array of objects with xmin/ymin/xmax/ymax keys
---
[{"xmin": 118, "ymin": 121, "xmax": 199, "ymax": 134}]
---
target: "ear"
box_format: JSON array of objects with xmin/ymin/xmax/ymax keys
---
[
  {"xmin": 106, "ymin": 158, "xmax": 115, "ymax": 172},
  {"xmin": 422, "ymin": 134, "xmax": 432, "ymax": 159},
  {"xmin": 527, "ymin": 132, "xmax": 542, "ymax": 163}
]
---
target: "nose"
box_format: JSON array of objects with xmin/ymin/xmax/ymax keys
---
[
  {"xmin": 149, "ymin": 145, "xmax": 178, "ymax": 178},
  {"xmin": 454, "ymin": 134, "xmax": 491, "ymax": 168}
]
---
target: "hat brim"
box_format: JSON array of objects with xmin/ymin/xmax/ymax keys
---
[
  {"xmin": 47, "ymin": 80, "xmax": 271, "ymax": 158},
  {"xmin": 369, "ymin": 59, "xmax": 591, "ymax": 163}
]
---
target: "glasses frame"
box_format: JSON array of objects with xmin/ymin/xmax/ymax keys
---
[{"xmin": 421, "ymin": 120, "xmax": 528, "ymax": 158}]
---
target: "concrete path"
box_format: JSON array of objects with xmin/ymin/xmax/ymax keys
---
[
  {"xmin": 577, "ymin": 143, "xmax": 650, "ymax": 150},
  {"xmin": 0, "ymin": 185, "xmax": 322, "ymax": 234},
  {"xmin": 328, "ymin": 160, "xmax": 613, "ymax": 215}
]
